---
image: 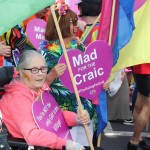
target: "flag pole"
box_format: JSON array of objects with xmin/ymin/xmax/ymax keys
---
[
  {"xmin": 108, "ymin": 0, "xmax": 116, "ymax": 46},
  {"xmin": 50, "ymin": 5, "xmax": 94, "ymax": 150},
  {"xmin": 97, "ymin": 134, "xmax": 101, "ymax": 147},
  {"xmin": 81, "ymin": 14, "xmax": 101, "ymax": 44}
]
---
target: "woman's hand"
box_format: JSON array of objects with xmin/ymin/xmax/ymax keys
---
[
  {"xmin": 0, "ymin": 41, "xmax": 11, "ymax": 57},
  {"xmin": 51, "ymin": 63, "xmax": 67, "ymax": 78},
  {"xmin": 103, "ymin": 80, "xmax": 109, "ymax": 91},
  {"xmin": 46, "ymin": 63, "xmax": 67, "ymax": 85},
  {"xmin": 76, "ymin": 109, "xmax": 90, "ymax": 125}
]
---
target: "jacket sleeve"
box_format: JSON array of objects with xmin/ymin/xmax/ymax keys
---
[
  {"xmin": 10, "ymin": 93, "xmax": 66, "ymax": 149},
  {"xmin": 62, "ymin": 111, "xmax": 77, "ymax": 127}
]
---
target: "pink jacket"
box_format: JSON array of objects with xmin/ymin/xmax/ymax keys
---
[{"xmin": 0, "ymin": 78, "xmax": 77, "ymax": 149}]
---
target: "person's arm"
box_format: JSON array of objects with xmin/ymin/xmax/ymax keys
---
[
  {"xmin": 10, "ymin": 93, "xmax": 66, "ymax": 149},
  {"xmin": 62, "ymin": 111, "xmax": 77, "ymax": 127},
  {"xmin": 0, "ymin": 41, "xmax": 11, "ymax": 57}
]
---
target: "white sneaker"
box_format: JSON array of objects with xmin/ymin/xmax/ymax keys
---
[{"xmin": 123, "ymin": 118, "xmax": 134, "ymax": 125}]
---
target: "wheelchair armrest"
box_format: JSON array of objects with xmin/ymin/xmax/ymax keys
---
[
  {"xmin": 0, "ymin": 87, "xmax": 4, "ymax": 92},
  {"xmin": 7, "ymin": 136, "xmax": 28, "ymax": 148},
  {"xmin": 7, "ymin": 137, "xmax": 49, "ymax": 150}
]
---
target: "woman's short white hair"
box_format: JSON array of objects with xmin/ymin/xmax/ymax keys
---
[{"xmin": 17, "ymin": 50, "xmax": 46, "ymax": 69}]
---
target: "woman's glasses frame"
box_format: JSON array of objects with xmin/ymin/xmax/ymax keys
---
[{"xmin": 23, "ymin": 66, "xmax": 48, "ymax": 74}]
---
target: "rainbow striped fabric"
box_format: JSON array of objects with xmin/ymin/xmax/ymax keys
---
[
  {"xmin": 112, "ymin": 0, "xmax": 150, "ymax": 72},
  {"xmin": 80, "ymin": 23, "xmax": 99, "ymax": 47}
]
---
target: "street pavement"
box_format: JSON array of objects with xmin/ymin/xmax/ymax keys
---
[{"xmin": 98, "ymin": 121, "xmax": 150, "ymax": 150}]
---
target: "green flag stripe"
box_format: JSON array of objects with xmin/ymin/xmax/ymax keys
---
[{"xmin": 0, "ymin": 0, "xmax": 55, "ymax": 36}]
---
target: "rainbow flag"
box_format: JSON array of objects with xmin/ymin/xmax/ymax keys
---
[
  {"xmin": 0, "ymin": 0, "xmax": 55, "ymax": 36},
  {"xmin": 0, "ymin": 37, "xmax": 4, "ymax": 66},
  {"xmin": 112, "ymin": 0, "xmax": 150, "ymax": 72},
  {"xmin": 97, "ymin": 0, "xmax": 119, "ymax": 47},
  {"xmin": 96, "ymin": 0, "xmax": 134, "ymax": 136},
  {"xmin": 98, "ymin": 0, "xmax": 134, "ymax": 64},
  {"xmin": 113, "ymin": 0, "xmax": 135, "ymax": 64},
  {"xmin": 98, "ymin": 0, "xmax": 135, "ymax": 65}
]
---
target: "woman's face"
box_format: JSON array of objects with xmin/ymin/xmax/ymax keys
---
[
  {"xmin": 20, "ymin": 55, "xmax": 47, "ymax": 92},
  {"xmin": 70, "ymin": 19, "xmax": 78, "ymax": 35}
]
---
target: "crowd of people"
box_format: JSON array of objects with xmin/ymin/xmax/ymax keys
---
[{"xmin": 0, "ymin": 0, "xmax": 150, "ymax": 150}]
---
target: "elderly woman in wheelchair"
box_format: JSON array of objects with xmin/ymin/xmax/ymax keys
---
[{"xmin": 0, "ymin": 50, "xmax": 90, "ymax": 150}]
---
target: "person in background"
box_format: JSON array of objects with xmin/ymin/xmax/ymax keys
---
[
  {"xmin": 0, "ymin": 4, "xmax": 50, "ymax": 66},
  {"xmin": 76, "ymin": 0, "xmax": 109, "ymax": 92},
  {"xmin": 0, "ymin": 50, "xmax": 89, "ymax": 150},
  {"xmin": 40, "ymin": 3, "xmax": 95, "ymax": 146},
  {"xmin": 77, "ymin": 0, "xmax": 111, "ymax": 144},
  {"xmin": 77, "ymin": 0, "xmax": 102, "ymax": 47},
  {"xmin": 0, "ymin": 24, "xmax": 26, "ymax": 66},
  {"xmin": 0, "ymin": 6, "xmax": 50, "ymax": 67},
  {"xmin": 127, "ymin": 63, "xmax": 150, "ymax": 150},
  {"xmin": 21, "ymin": 6, "xmax": 51, "ymax": 50},
  {"xmin": 107, "ymin": 69, "xmax": 131, "ymax": 122}
]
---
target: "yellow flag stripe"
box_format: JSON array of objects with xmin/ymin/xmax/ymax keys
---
[{"xmin": 112, "ymin": 1, "xmax": 150, "ymax": 72}]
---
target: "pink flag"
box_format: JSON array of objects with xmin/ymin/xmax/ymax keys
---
[
  {"xmin": 97, "ymin": 0, "xmax": 135, "ymax": 65},
  {"xmin": 97, "ymin": 0, "xmax": 119, "ymax": 47},
  {"xmin": 134, "ymin": 0, "xmax": 146, "ymax": 11}
]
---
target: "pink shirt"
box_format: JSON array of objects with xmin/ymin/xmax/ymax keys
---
[{"xmin": 0, "ymin": 78, "xmax": 77, "ymax": 149}]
